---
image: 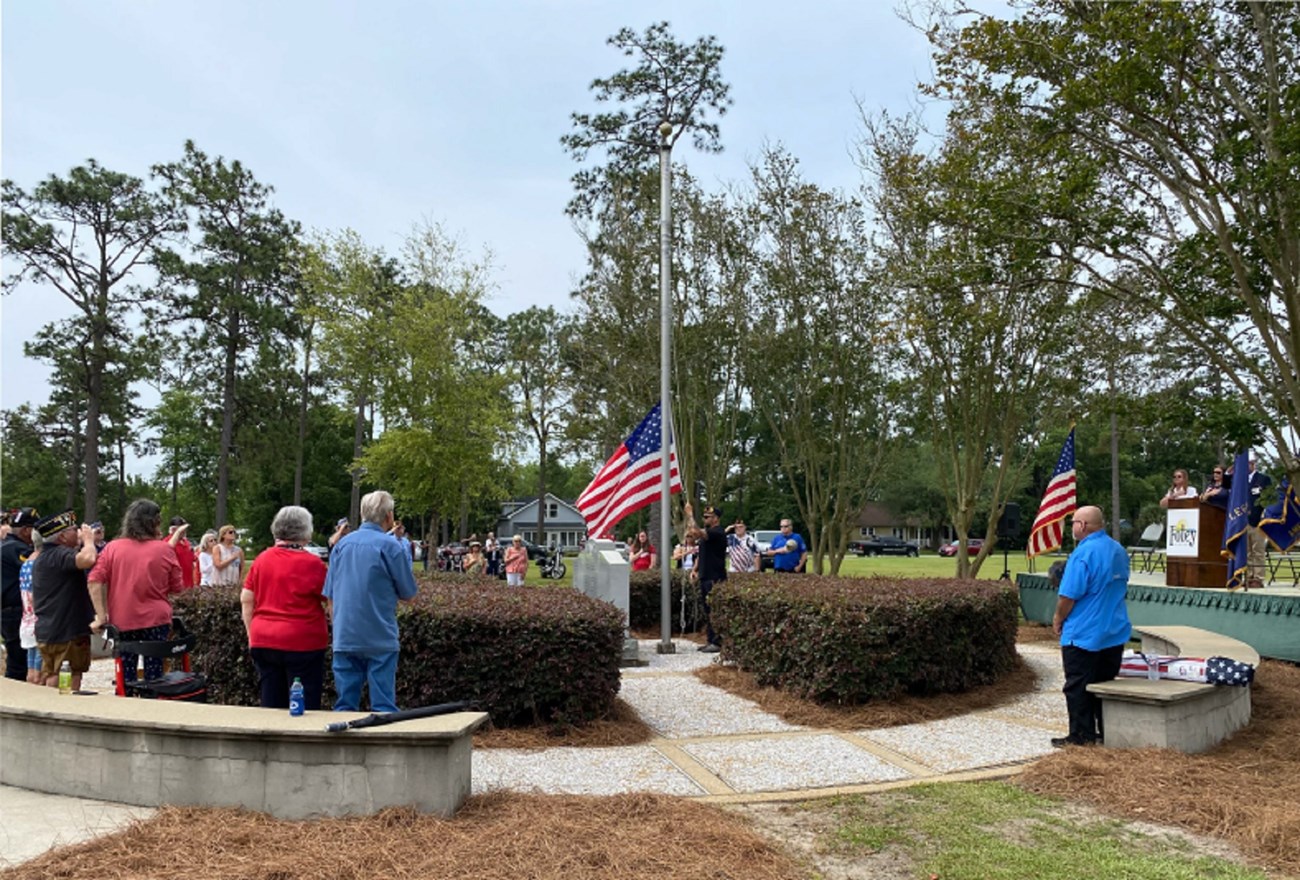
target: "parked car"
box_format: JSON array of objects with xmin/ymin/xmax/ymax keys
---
[
  {"xmin": 751, "ymin": 529, "xmax": 781, "ymax": 572},
  {"xmin": 849, "ymin": 536, "xmax": 919, "ymax": 557},
  {"xmin": 303, "ymin": 543, "xmax": 330, "ymax": 564},
  {"xmin": 938, "ymin": 538, "xmax": 985, "ymax": 557},
  {"xmin": 515, "ymin": 538, "xmax": 548, "ymax": 560}
]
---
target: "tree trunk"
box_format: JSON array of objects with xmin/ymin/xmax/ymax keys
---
[
  {"xmin": 294, "ymin": 320, "xmax": 314, "ymax": 506},
  {"xmin": 66, "ymin": 405, "xmax": 82, "ymax": 513},
  {"xmin": 214, "ymin": 309, "xmax": 239, "ymax": 527},
  {"xmin": 82, "ymin": 322, "xmax": 106, "ymax": 524},
  {"xmin": 536, "ymin": 439, "xmax": 548, "ymax": 548},
  {"xmin": 350, "ymin": 391, "xmax": 367, "ymax": 524},
  {"xmin": 117, "ymin": 434, "xmax": 127, "ymax": 513},
  {"xmin": 1110, "ymin": 369, "xmax": 1121, "ymax": 540}
]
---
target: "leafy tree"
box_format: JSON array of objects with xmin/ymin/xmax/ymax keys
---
[
  {"xmin": 2, "ymin": 160, "xmax": 181, "ymax": 521},
  {"xmin": 876, "ymin": 441, "xmax": 953, "ymax": 551},
  {"xmin": 926, "ymin": 1, "xmax": 1300, "ymax": 480},
  {"xmin": 358, "ymin": 222, "xmax": 511, "ymax": 534},
  {"xmin": 566, "ymin": 168, "xmax": 664, "ymax": 452},
  {"xmin": 564, "ymin": 22, "xmax": 732, "ymax": 561},
  {"xmin": 561, "ymin": 21, "xmax": 731, "ymax": 218},
  {"xmin": 154, "ymin": 141, "xmax": 302, "ymax": 526},
  {"xmin": 0, "ymin": 405, "xmax": 71, "ymax": 515},
  {"xmin": 300, "ymin": 230, "xmax": 400, "ymax": 522},
  {"xmin": 861, "ymin": 104, "xmax": 1081, "ymax": 577},
  {"xmin": 504, "ymin": 306, "xmax": 576, "ymax": 546},
  {"xmin": 741, "ymin": 147, "xmax": 894, "ymax": 574},
  {"xmin": 142, "ymin": 385, "xmax": 217, "ymax": 519}
]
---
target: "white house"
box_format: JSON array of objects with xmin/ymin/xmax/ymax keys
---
[{"xmin": 495, "ymin": 493, "xmax": 587, "ymax": 551}]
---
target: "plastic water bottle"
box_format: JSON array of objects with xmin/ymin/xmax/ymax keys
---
[
  {"xmin": 1146, "ymin": 653, "xmax": 1161, "ymax": 681},
  {"xmin": 289, "ymin": 677, "xmax": 305, "ymax": 716},
  {"xmin": 58, "ymin": 661, "xmax": 72, "ymax": 695}
]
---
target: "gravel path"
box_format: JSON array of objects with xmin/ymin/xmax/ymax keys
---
[{"xmin": 471, "ymin": 640, "xmax": 1069, "ymax": 799}]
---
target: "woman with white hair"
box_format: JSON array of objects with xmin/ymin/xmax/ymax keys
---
[
  {"xmin": 197, "ymin": 531, "xmax": 219, "ymax": 586},
  {"xmin": 241, "ymin": 505, "xmax": 329, "ymax": 709}
]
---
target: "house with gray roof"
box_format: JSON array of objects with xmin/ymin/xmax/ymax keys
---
[{"xmin": 495, "ymin": 494, "xmax": 586, "ymax": 551}]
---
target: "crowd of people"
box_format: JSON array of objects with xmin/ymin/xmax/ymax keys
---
[
  {"xmin": 1161, "ymin": 457, "xmax": 1273, "ymax": 588},
  {"xmin": 0, "ymin": 499, "xmax": 816, "ymax": 696},
  {"xmin": 1, "ymin": 447, "xmax": 1282, "ymax": 758}
]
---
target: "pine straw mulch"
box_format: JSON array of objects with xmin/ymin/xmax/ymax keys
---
[
  {"xmin": 5, "ymin": 792, "xmax": 805, "ymax": 880},
  {"xmin": 1020, "ymin": 658, "xmax": 1300, "ymax": 877},
  {"xmin": 695, "ymin": 655, "xmax": 1039, "ymax": 730},
  {"xmin": 473, "ymin": 697, "xmax": 654, "ymax": 749}
]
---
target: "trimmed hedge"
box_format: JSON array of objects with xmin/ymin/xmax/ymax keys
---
[
  {"xmin": 173, "ymin": 573, "xmax": 625, "ymax": 726},
  {"xmin": 710, "ymin": 574, "xmax": 1019, "ymax": 704},
  {"xmin": 627, "ymin": 569, "xmax": 705, "ymax": 633}
]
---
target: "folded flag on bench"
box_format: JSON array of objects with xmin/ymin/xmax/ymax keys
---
[
  {"xmin": 1118, "ymin": 650, "xmax": 1254, "ymax": 686},
  {"xmin": 1206, "ymin": 656, "xmax": 1256, "ymax": 686},
  {"xmin": 1119, "ymin": 651, "xmax": 1206, "ymax": 682}
]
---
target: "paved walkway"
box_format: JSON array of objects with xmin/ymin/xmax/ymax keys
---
[{"xmin": 1, "ymin": 641, "xmax": 1067, "ymax": 867}]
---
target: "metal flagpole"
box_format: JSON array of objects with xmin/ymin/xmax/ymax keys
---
[{"xmin": 658, "ymin": 119, "xmax": 676, "ymax": 655}]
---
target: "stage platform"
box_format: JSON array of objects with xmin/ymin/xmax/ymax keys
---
[{"xmin": 1018, "ymin": 571, "xmax": 1300, "ymax": 664}]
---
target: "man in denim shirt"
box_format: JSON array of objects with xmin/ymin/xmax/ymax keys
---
[
  {"xmin": 324, "ymin": 490, "xmax": 419, "ymax": 713},
  {"xmin": 1051, "ymin": 505, "xmax": 1131, "ymax": 747}
]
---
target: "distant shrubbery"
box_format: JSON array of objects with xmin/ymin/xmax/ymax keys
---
[
  {"xmin": 711, "ymin": 574, "xmax": 1019, "ymax": 704},
  {"xmin": 174, "ymin": 574, "xmax": 625, "ymax": 726},
  {"xmin": 628, "ymin": 569, "xmax": 705, "ymax": 633}
]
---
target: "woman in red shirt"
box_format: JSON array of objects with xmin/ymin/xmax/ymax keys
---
[
  {"xmin": 240, "ymin": 506, "xmax": 329, "ymax": 709},
  {"xmin": 629, "ymin": 531, "xmax": 657, "ymax": 571},
  {"xmin": 88, "ymin": 499, "xmax": 189, "ymax": 683}
]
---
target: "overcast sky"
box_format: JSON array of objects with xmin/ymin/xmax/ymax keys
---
[{"xmin": 2, "ymin": 0, "xmax": 949, "ymax": 463}]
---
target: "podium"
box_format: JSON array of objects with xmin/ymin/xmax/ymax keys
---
[{"xmin": 1165, "ymin": 497, "xmax": 1228, "ymax": 588}]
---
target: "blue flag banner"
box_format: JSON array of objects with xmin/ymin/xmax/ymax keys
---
[
  {"xmin": 1260, "ymin": 479, "xmax": 1300, "ymax": 553},
  {"xmin": 1222, "ymin": 450, "xmax": 1252, "ymax": 590}
]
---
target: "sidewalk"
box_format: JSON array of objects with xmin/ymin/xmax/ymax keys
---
[{"xmin": 1, "ymin": 641, "xmax": 1067, "ymax": 867}]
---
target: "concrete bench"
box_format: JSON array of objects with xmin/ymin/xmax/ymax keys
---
[
  {"xmin": 1087, "ymin": 625, "xmax": 1258, "ymax": 753},
  {"xmin": 0, "ymin": 679, "xmax": 488, "ymax": 819}
]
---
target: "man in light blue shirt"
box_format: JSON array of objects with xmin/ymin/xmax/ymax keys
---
[
  {"xmin": 1051, "ymin": 505, "xmax": 1131, "ymax": 747},
  {"xmin": 323, "ymin": 490, "xmax": 419, "ymax": 713}
]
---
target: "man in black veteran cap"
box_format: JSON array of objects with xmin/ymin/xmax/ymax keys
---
[
  {"xmin": 1, "ymin": 507, "xmax": 40, "ymax": 680},
  {"xmin": 684, "ymin": 502, "xmax": 728, "ymax": 653},
  {"xmin": 31, "ymin": 510, "xmax": 98, "ymax": 690}
]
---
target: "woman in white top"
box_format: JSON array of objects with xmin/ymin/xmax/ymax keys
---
[
  {"xmin": 198, "ymin": 531, "xmax": 219, "ymax": 586},
  {"xmin": 1159, "ymin": 469, "xmax": 1198, "ymax": 508},
  {"xmin": 673, "ymin": 540, "xmax": 697, "ymax": 575},
  {"xmin": 210, "ymin": 524, "xmax": 245, "ymax": 586}
]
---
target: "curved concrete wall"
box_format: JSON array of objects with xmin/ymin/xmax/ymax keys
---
[{"xmin": 0, "ymin": 680, "xmax": 486, "ymax": 819}]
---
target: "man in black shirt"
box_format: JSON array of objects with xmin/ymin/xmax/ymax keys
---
[
  {"xmin": 31, "ymin": 510, "xmax": 98, "ymax": 690},
  {"xmin": 1, "ymin": 507, "xmax": 39, "ymax": 681},
  {"xmin": 685, "ymin": 503, "xmax": 728, "ymax": 654}
]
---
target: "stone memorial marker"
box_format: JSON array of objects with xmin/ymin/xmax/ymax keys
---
[{"xmin": 573, "ymin": 538, "xmax": 641, "ymax": 665}]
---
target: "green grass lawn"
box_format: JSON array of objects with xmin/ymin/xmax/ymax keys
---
[
  {"xmin": 835, "ymin": 550, "xmax": 1046, "ymax": 580},
  {"xmin": 423, "ymin": 548, "xmax": 1049, "ymax": 587},
  {"xmin": 806, "ymin": 781, "xmax": 1267, "ymax": 880}
]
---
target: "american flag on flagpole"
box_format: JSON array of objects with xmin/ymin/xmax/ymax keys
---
[
  {"xmin": 1027, "ymin": 427, "xmax": 1077, "ymax": 558},
  {"xmin": 576, "ymin": 402, "xmax": 682, "ymax": 539}
]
